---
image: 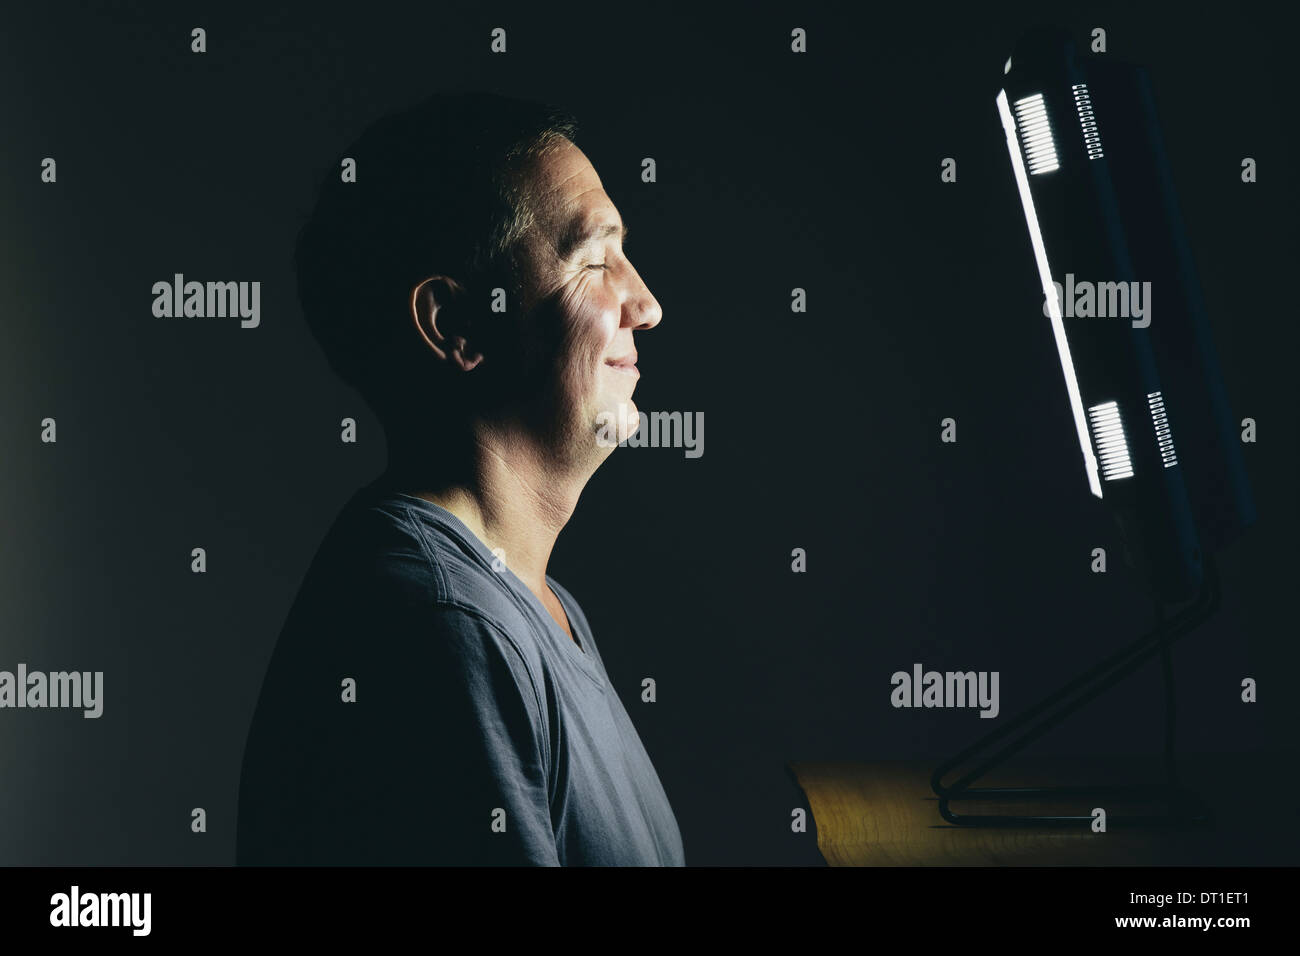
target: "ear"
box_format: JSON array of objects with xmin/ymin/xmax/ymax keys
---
[{"xmin": 410, "ymin": 275, "xmax": 485, "ymax": 371}]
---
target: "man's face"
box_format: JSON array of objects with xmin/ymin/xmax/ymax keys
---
[{"xmin": 509, "ymin": 138, "xmax": 662, "ymax": 460}]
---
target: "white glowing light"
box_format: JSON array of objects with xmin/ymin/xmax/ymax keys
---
[
  {"xmin": 1012, "ymin": 93, "xmax": 1059, "ymax": 175},
  {"xmin": 1088, "ymin": 401, "xmax": 1135, "ymax": 481},
  {"xmin": 1071, "ymin": 83, "xmax": 1104, "ymax": 160},
  {"xmin": 1148, "ymin": 391, "xmax": 1178, "ymax": 468},
  {"xmin": 998, "ymin": 88, "xmax": 1102, "ymax": 497}
]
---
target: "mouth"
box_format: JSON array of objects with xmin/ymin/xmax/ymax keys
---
[{"xmin": 604, "ymin": 355, "xmax": 639, "ymax": 378}]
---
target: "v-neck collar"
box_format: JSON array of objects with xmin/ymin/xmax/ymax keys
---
[{"xmin": 380, "ymin": 491, "xmax": 606, "ymax": 687}]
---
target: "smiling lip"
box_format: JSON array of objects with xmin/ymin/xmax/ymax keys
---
[{"xmin": 605, "ymin": 355, "xmax": 639, "ymax": 377}]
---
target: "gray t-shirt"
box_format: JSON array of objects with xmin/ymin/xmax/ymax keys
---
[{"xmin": 236, "ymin": 485, "xmax": 685, "ymax": 866}]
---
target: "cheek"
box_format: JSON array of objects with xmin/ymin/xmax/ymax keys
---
[
  {"xmin": 590, "ymin": 310, "xmax": 620, "ymax": 356},
  {"xmin": 559, "ymin": 288, "xmax": 619, "ymax": 373}
]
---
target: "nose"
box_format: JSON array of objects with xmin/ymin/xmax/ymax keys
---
[{"xmin": 623, "ymin": 261, "xmax": 662, "ymax": 331}]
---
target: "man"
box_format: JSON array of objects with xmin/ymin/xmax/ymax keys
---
[{"xmin": 235, "ymin": 91, "xmax": 683, "ymax": 866}]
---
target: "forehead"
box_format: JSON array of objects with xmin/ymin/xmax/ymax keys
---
[{"xmin": 525, "ymin": 140, "xmax": 617, "ymax": 238}]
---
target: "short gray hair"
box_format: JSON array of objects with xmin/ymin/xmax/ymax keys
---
[{"xmin": 294, "ymin": 91, "xmax": 579, "ymax": 420}]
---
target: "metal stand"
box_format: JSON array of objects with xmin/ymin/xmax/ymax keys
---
[{"xmin": 929, "ymin": 558, "xmax": 1220, "ymax": 828}]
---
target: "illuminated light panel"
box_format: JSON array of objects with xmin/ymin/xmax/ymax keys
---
[
  {"xmin": 1071, "ymin": 83, "xmax": 1104, "ymax": 160},
  {"xmin": 1088, "ymin": 401, "xmax": 1135, "ymax": 481},
  {"xmin": 1148, "ymin": 391, "xmax": 1178, "ymax": 468},
  {"xmin": 1012, "ymin": 93, "xmax": 1060, "ymax": 175},
  {"xmin": 998, "ymin": 88, "xmax": 1102, "ymax": 497}
]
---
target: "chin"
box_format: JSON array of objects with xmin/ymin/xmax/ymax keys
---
[
  {"xmin": 620, "ymin": 415, "xmax": 642, "ymax": 444},
  {"xmin": 592, "ymin": 397, "xmax": 641, "ymax": 450}
]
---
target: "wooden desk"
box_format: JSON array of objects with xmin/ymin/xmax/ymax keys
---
[{"xmin": 788, "ymin": 752, "xmax": 1299, "ymax": 866}]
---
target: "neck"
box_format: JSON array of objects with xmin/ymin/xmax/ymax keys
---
[{"xmin": 380, "ymin": 420, "xmax": 592, "ymax": 593}]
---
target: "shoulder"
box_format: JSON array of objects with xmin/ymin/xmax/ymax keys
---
[
  {"xmin": 312, "ymin": 488, "xmax": 552, "ymax": 667},
  {"xmin": 312, "ymin": 489, "xmax": 502, "ymax": 613}
]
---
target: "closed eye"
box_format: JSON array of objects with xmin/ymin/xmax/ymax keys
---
[{"xmin": 586, "ymin": 263, "xmax": 608, "ymax": 270}]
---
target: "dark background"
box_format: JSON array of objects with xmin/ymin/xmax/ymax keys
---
[{"xmin": 1, "ymin": 0, "xmax": 1293, "ymax": 865}]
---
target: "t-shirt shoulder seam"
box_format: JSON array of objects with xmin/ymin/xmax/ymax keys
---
[{"xmin": 385, "ymin": 501, "xmax": 453, "ymax": 600}]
